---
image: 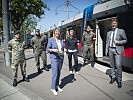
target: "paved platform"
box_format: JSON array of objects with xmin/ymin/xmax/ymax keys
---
[{"xmin": 0, "ymin": 48, "xmax": 133, "ymax": 100}]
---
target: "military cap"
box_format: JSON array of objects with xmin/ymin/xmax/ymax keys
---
[
  {"xmin": 14, "ymin": 30, "xmax": 21, "ymax": 35},
  {"xmin": 36, "ymin": 29, "xmax": 40, "ymax": 32}
]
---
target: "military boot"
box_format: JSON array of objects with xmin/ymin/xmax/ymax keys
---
[
  {"xmin": 43, "ymin": 65, "xmax": 49, "ymax": 71},
  {"xmin": 38, "ymin": 67, "xmax": 42, "ymax": 73},
  {"xmin": 13, "ymin": 79, "xmax": 17, "ymax": 87},
  {"xmin": 82, "ymin": 60, "xmax": 86, "ymax": 67},
  {"xmin": 23, "ymin": 76, "xmax": 30, "ymax": 82}
]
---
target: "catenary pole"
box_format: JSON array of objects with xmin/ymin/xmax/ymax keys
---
[{"xmin": 2, "ymin": 0, "xmax": 11, "ymax": 67}]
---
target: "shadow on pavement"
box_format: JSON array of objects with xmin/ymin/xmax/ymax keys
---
[
  {"xmin": 60, "ymin": 74, "xmax": 76, "ymax": 88},
  {"xmin": 27, "ymin": 69, "xmax": 43, "ymax": 80}
]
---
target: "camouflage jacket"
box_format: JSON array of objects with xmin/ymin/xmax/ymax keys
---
[
  {"xmin": 31, "ymin": 35, "xmax": 47, "ymax": 52},
  {"xmin": 8, "ymin": 38, "xmax": 25, "ymax": 60},
  {"xmin": 82, "ymin": 31, "xmax": 95, "ymax": 46}
]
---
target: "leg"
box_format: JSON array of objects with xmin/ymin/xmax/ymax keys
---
[
  {"xmin": 115, "ymin": 54, "xmax": 122, "ymax": 88},
  {"xmin": 90, "ymin": 45, "xmax": 94, "ymax": 62},
  {"xmin": 11, "ymin": 60, "xmax": 19, "ymax": 80},
  {"xmin": 34, "ymin": 51, "xmax": 41, "ymax": 73},
  {"xmin": 51, "ymin": 58, "xmax": 59, "ymax": 89},
  {"xmin": 41, "ymin": 51, "xmax": 49, "ymax": 71},
  {"xmin": 83, "ymin": 45, "xmax": 88, "ymax": 65},
  {"xmin": 68, "ymin": 52, "xmax": 73, "ymax": 71},
  {"xmin": 73, "ymin": 51, "xmax": 78, "ymax": 72},
  {"xmin": 11, "ymin": 60, "xmax": 19, "ymax": 87},
  {"xmin": 109, "ymin": 48, "xmax": 116, "ymax": 78},
  {"xmin": 34, "ymin": 51, "xmax": 40, "ymax": 67},
  {"xmin": 56, "ymin": 57, "xmax": 63, "ymax": 87},
  {"xmin": 109, "ymin": 48, "xmax": 117, "ymax": 84},
  {"xmin": 90, "ymin": 45, "xmax": 95, "ymax": 67},
  {"xmin": 20, "ymin": 60, "xmax": 29, "ymax": 82}
]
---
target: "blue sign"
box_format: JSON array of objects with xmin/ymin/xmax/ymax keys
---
[{"xmin": 82, "ymin": 5, "xmax": 94, "ymax": 32}]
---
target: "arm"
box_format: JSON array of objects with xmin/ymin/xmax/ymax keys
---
[
  {"xmin": 76, "ymin": 38, "xmax": 78, "ymax": 50},
  {"xmin": 7, "ymin": 40, "xmax": 12, "ymax": 53},
  {"xmin": 115, "ymin": 30, "xmax": 127, "ymax": 46},
  {"xmin": 65, "ymin": 39, "xmax": 68, "ymax": 50},
  {"xmin": 46, "ymin": 38, "xmax": 58, "ymax": 53},
  {"xmin": 82, "ymin": 32, "xmax": 85, "ymax": 45},
  {"xmin": 30, "ymin": 38, "xmax": 34, "ymax": 47},
  {"xmin": 105, "ymin": 32, "xmax": 109, "ymax": 56},
  {"xmin": 92, "ymin": 32, "xmax": 96, "ymax": 41}
]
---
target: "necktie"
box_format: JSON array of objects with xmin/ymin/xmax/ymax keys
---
[{"xmin": 111, "ymin": 30, "xmax": 115, "ymax": 47}]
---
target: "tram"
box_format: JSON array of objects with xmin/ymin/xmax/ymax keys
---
[{"xmin": 47, "ymin": 0, "xmax": 133, "ymax": 70}]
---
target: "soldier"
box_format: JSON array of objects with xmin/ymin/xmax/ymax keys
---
[
  {"xmin": 82, "ymin": 25, "xmax": 96, "ymax": 67},
  {"xmin": 31, "ymin": 29, "xmax": 49, "ymax": 73},
  {"xmin": 8, "ymin": 30, "xmax": 29, "ymax": 87}
]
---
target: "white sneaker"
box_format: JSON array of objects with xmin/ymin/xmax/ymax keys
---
[
  {"xmin": 57, "ymin": 86, "xmax": 63, "ymax": 92},
  {"xmin": 51, "ymin": 89, "xmax": 58, "ymax": 96},
  {"xmin": 70, "ymin": 71, "xmax": 73, "ymax": 74}
]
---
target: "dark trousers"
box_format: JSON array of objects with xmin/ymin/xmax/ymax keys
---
[
  {"xmin": 68, "ymin": 51, "xmax": 78, "ymax": 71},
  {"xmin": 109, "ymin": 48, "xmax": 122, "ymax": 82}
]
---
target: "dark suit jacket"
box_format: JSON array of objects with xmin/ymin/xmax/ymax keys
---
[{"xmin": 105, "ymin": 28, "xmax": 127, "ymax": 55}]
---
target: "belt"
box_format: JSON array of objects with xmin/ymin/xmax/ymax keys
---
[{"xmin": 109, "ymin": 46, "xmax": 116, "ymax": 49}]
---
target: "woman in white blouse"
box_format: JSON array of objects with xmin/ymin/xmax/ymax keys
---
[{"xmin": 46, "ymin": 28, "xmax": 64, "ymax": 96}]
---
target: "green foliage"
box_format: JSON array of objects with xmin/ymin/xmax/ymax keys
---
[
  {"xmin": 21, "ymin": 15, "xmax": 37, "ymax": 33},
  {"xmin": 11, "ymin": 0, "xmax": 48, "ymax": 30}
]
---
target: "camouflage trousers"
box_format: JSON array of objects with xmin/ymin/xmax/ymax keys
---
[
  {"xmin": 83, "ymin": 44, "xmax": 94, "ymax": 62},
  {"xmin": 11, "ymin": 60, "xmax": 26, "ymax": 79},
  {"xmin": 34, "ymin": 50, "xmax": 47, "ymax": 68}
]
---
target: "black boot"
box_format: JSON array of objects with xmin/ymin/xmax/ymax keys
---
[
  {"xmin": 38, "ymin": 67, "xmax": 42, "ymax": 73},
  {"xmin": 43, "ymin": 65, "xmax": 49, "ymax": 71},
  {"xmin": 13, "ymin": 79, "xmax": 17, "ymax": 87},
  {"xmin": 82, "ymin": 60, "xmax": 86, "ymax": 67},
  {"xmin": 23, "ymin": 76, "xmax": 30, "ymax": 82},
  {"xmin": 91, "ymin": 61, "xmax": 95, "ymax": 67},
  {"xmin": 118, "ymin": 82, "xmax": 122, "ymax": 88}
]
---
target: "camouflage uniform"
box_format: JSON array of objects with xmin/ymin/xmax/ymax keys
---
[
  {"xmin": 31, "ymin": 35, "xmax": 47, "ymax": 69},
  {"xmin": 8, "ymin": 38, "xmax": 26, "ymax": 80},
  {"xmin": 82, "ymin": 31, "xmax": 95, "ymax": 64}
]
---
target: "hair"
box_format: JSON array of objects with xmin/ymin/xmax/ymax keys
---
[
  {"xmin": 53, "ymin": 28, "xmax": 60, "ymax": 38},
  {"xmin": 111, "ymin": 18, "xmax": 118, "ymax": 23},
  {"xmin": 69, "ymin": 29, "xmax": 74, "ymax": 33}
]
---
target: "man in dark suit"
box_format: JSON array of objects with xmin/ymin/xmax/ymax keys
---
[{"xmin": 105, "ymin": 19, "xmax": 127, "ymax": 88}]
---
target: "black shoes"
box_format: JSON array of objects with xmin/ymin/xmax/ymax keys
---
[
  {"xmin": 23, "ymin": 76, "xmax": 30, "ymax": 82},
  {"xmin": 110, "ymin": 78, "xmax": 116, "ymax": 84},
  {"xmin": 118, "ymin": 82, "xmax": 122, "ymax": 88},
  {"xmin": 38, "ymin": 68, "xmax": 42, "ymax": 73},
  {"xmin": 44, "ymin": 67, "xmax": 49, "ymax": 71},
  {"xmin": 91, "ymin": 62, "xmax": 95, "ymax": 67},
  {"xmin": 13, "ymin": 79, "xmax": 17, "ymax": 87}
]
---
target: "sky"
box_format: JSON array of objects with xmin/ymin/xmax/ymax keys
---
[{"xmin": 36, "ymin": 0, "xmax": 99, "ymax": 32}]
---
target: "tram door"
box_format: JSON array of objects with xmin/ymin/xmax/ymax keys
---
[{"xmin": 96, "ymin": 17, "xmax": 116, "ymax": 57}]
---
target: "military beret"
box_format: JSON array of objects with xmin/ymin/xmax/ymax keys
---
[{"xmin": 14, "ymin": 30, "xmax": 21, "ymax": 35}]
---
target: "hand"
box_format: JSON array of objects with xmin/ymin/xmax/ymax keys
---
[
  {"xmin": 64, "ymin": 48, "xmax": 67, "ymax": 52},
  {"xmin": 114, "ymin": 40, "xmax": 118, "ymax": 45},
  {"xmin": 51, "ymin": 49, "xmax": 59, "ymax": 53}
]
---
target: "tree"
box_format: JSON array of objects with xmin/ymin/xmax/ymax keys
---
[
  {"xmin": 21, "ymin": 15, "xmax": 38, "ymax": 45},
  {"xmin": 21, "ymin": 15, "xmax": 37, "ymax": 33},
  {"xmin": 11, "ymin": 0, "xmax": 48, "ymax": 30}
]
